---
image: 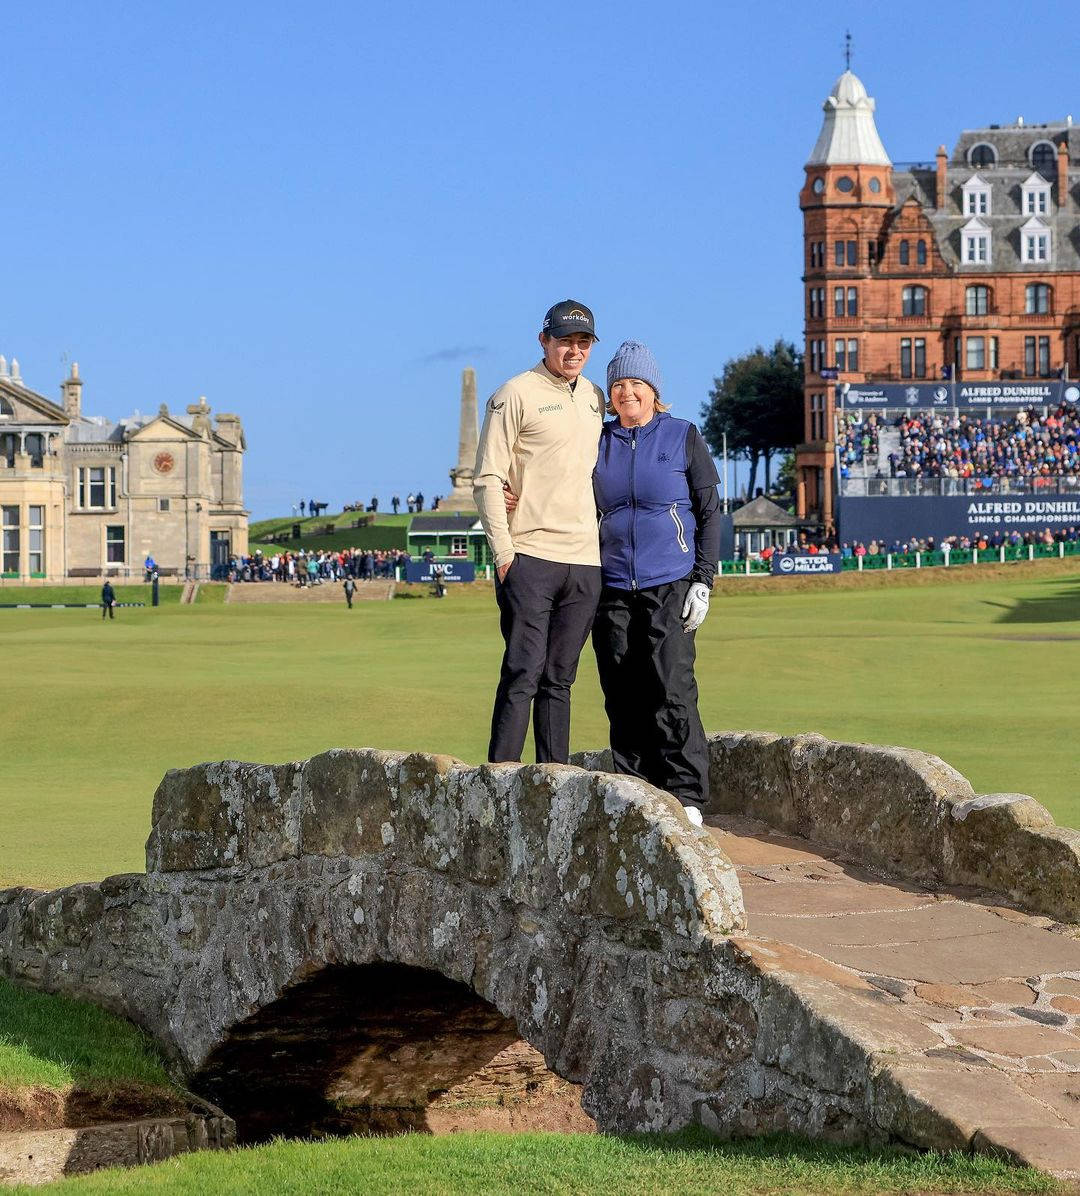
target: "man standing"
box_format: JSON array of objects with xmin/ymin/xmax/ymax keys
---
[
  {"xmin": 343, "ymin": 576, "xmax": 356, "ymax": 609},
  {"xmin": 101, "ymin": 580, "xmax": 116, "ymax": 620},
  {"xmin": 473, "ymin": 300, "xmax": 604, "ymax": 764}
]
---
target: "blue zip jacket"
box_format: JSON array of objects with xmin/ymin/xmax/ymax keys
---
[{"xmin": 593, "ymin": 412, "xmax": 721, "ymax": 591}]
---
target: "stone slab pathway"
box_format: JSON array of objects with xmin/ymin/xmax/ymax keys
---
[{"xmin": 708, "ymin": 813, "xmax": 1080, "ymax": 1177}]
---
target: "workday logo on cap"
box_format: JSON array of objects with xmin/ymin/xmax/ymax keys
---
[{"xmin": 542, "ymin": 300, "xmax": 598, "ymax": 341}]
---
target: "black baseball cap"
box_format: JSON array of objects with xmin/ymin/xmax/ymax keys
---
[{"xmin": 542, "ymin": 300, "xmax": 598, "ymax": 341}]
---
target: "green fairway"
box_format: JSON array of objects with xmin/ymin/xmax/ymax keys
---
[
  {"xmin": 3, "ymin": 567, "xmax": 1080, "ymax": 890},
  {"xmin": 26, "ymin": 1129, "xmax": 1057, "ymax": 1195}
]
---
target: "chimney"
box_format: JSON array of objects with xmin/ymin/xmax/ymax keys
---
[
  {"xmin": 61, "ymin": 361, "xmax": 83, "ymax": 420},
  {"xmin": 1058, "ymin": 140, "xmax": 1069, "ymax": 209},
  {"xmin": 11, "ymin": 358, "xmax": 23, "ymax": 388},
  {"xmin": 935, "ymin": 145, "xmax": 948, "ymax": 209}
]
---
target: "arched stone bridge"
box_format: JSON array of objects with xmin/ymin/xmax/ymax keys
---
[{"xmin": 3, "ymin": 743, "xmax": 1080, "ymax": 1169}]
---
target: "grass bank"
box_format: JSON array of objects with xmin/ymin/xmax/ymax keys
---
[
  {"xmin": 3, "ymin": 568, "xmax": 1080, "ymax": 889},
  {"xmin": 27, "ymin": 1129, "xmax": 1057, "ymax": 1194},
  {"xmin": 0, "ymin": 978, "xmax": 183, "ymax": 1130}
]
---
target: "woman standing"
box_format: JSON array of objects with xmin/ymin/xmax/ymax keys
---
[{"xmin": 591, "ymin": 341, "xmax": 721, "ymax": 826}]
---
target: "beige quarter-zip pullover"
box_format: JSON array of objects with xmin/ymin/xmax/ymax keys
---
[{"xmin": 473, "ymin": 361, "xmax": 604, "ymax": 569}]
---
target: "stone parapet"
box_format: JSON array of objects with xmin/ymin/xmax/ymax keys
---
[{"xmin": 574, "ymin": 733, "xmax": 1080, "ymax": 923}]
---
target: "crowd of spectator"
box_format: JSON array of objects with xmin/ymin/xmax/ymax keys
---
[
  {"xmin": 224, "ymin": 548, "xmax": 411, "ymax": 584},
  {"xmin": 837, "ymin": 413, "xmax": 881, "ymax": 471},
  {"xmin": 886, "ymin": 405, "xmax": 1080, "ymax": 484},
  {"xmin": 840, "ymin": 525, "xmax": 1080, "ymax": 559},
  {"xmin": 321, "ymin": 492, "xmax": 443, "ymax": 516}
]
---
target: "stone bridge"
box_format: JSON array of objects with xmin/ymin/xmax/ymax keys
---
[{"xmin": 3, "ymin": 738, "xmax": 1080, "ymax": 1172}]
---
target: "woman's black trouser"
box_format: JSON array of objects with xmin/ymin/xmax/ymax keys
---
[{"xmin": 591, "ymin": 577, "xmax": 708, "ymax": 809}]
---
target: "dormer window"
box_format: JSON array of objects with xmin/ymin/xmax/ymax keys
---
[
  {"xmin": 968, "ymin": 142, "xmax": 997, "ymax": 168},
  {"xmin": 1022, "ymin": 172, "xmax": 1051, "ymax": 215},
  {"xmin": 963, "ymin": 173, "xmax": 991, "ymax": 216},
  {"xmin": 1030, "ymin": 141, "xmax": 1057, "ymax": 175},
  {"xmin": 1021, "ymin": 216, "xmax": 1052, "ymax": 264},
  {"xmin": 961, "ymin": 217, "xmax": 991, "ymax": 264}
]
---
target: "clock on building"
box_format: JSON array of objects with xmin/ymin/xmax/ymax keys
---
[{"xmin": 153, "ymin": 451, "xmax": 175, "ymax": 474}]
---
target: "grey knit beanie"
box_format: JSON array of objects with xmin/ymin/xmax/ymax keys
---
[{"xmin": 606, "ymin": 340, "xmax": 662, "ymax": 400}]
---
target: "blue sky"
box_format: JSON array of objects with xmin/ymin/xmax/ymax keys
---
[{"xmin": 4, "ymin": 0, "xmax": 1079, "ymax": 517}]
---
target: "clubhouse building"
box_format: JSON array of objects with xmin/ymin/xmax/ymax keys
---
[
  {"xmin": 0, "ymin": 358, "xmax": 248, "ymax": 581},
  {"xmin": 798, "ymin": 70, "xmax": 1080, "ymax": 530}
]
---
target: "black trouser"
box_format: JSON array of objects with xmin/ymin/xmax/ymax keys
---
[
  {"xmin": 489, "ymin": 554, "xmax": 601, "ymax": 764},
  {"xmin": 591, "ymin": 578, "xmax": 708, "ymax": 809},
  {"xmin": 102, "ymin": 602, "xmax": 114, "ymax": 620}
]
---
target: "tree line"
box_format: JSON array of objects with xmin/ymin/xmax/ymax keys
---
[{"xmin": 699, "ymin": 339, "xmax": 804, "ymax": 500}]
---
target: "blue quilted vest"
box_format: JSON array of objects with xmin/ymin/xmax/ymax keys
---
[{"xmin": 593, "ymin": 413, "xmax": 696, "ymax": 590}]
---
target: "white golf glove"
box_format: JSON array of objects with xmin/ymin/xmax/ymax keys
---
[{"xmin": 681, "ymin": 582, "xmax": 711, "ymax": 633}]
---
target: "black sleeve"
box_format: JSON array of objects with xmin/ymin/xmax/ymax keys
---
[{"xmin": 685, "ymin": 424, "xmax": 721, "ymax": 586}]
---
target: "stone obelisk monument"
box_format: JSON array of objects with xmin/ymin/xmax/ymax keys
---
[{"xmin": 441, "ymin": 367, "xmax": 478, "ymax": 511}]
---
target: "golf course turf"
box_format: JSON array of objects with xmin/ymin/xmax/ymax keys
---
[{"xmin": 2, "ymin": 565, "xmax": 1078, "ymax": 889}]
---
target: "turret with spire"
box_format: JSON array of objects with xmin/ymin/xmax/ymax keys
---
[{"xmin": 795, "ymin": 51, "xmax": 895, "ymax": 531}]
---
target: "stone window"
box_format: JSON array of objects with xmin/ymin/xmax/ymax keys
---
[
  {"xmin": 900, "ymin": 338, "xmax": 912, "ymax": 379},
  {"xmin": 966, "ymin": 285, "xmax": 989, "ymax": 316},
  {"xmin": 834, "ymin": 339, "xmax": 846, "ymax": 371},
  {"xmin": 966, "ymin": 337, "xmax": 986, "ymax": 370},
  {"xmin": 1025, "ymin": 283, "xmax": 1051, "ymax": 314},
  {"xmin": 1025, "ymin": 336, "xmax": 1052, "ymax": 377},
  {"xmin": 847, "ymin": 339, "xmax": 859, "ymax": 372},
  {"xmin": 810, "ymin": 393, "xmax": 825, "ymax": 440},
  {"xmin": 902, "ymin": 286, "xmax": 927, "ymax": 317},
  {"xmin": 914, "ymin": 338, "xmax": 926, "ymax": 378},
  {"xmin": 78, "ymin": 465, "xmax": 117, "ymax": 510},
  {"xmin": 106, "ymin": 524, "xmax": 126, "ymax": 564},
  {"xmin": 917, "ymin": 239, "xmax": 927, "ymax": 266},
  {"xmin": 899, "ymin": 239, "xmax": 909, "ymax": 265},
  {"xmin": 833, "ymin": 286, "xmax": 844, "ymax": 317},
  {"xmin": 847, "ymin": 287, "xmax": 858, "ymax": 316},
  {"xmin": 28, "ymin": 505, "xmax": 44, "ymax": 575},
  {"xmin": 158, "ymin": 497, "xmax": 171, "ymax": 513},
  {"xmin": 2, "ymin": 505, "xmax": 18, "ymax": 575}
]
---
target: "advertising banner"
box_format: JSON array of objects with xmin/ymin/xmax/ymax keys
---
[
  {"xmin": 771, "ymin": 553, "xmax": 844, "ymax": 575},
  {"xmin": 838, "ymin": 495, "xmax": 1080, "ymax": 543},
  {"xmin": 839, "ymin": 381, "xmax": 1079, "ymax": 410},
  {"xmin": 405, "ymin": 560, "xmax": 476, "ymax": 583}
]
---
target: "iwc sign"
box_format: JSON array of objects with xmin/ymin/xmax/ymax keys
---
[{"xmin": 153, "ymin": 451, "xmax": 175, "ymax": 474}]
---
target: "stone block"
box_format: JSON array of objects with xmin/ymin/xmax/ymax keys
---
[
  {"xmin": 301, "ymin": 749, "xmax": 403, "ymax": 859},
  {"xmin": 707, "ymin": 732, "xmax": 798, "ymax": 831},
  {"xmin": 788, "ymin": 736, "xmax": 969, "ymax": 883},
  {"xmin": 147, "ymin": 761, "xmax": 301, "ymax": 873}
]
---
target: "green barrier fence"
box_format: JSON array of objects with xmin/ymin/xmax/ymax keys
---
[{"xmin": 720, "ymin": 539, "xmax": 1080, "ymax": 577}]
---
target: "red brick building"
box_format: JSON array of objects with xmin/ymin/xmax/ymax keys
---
[{"xmin": 797, "ymin": 70, "xmax": 1080, "ymax": 529}]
